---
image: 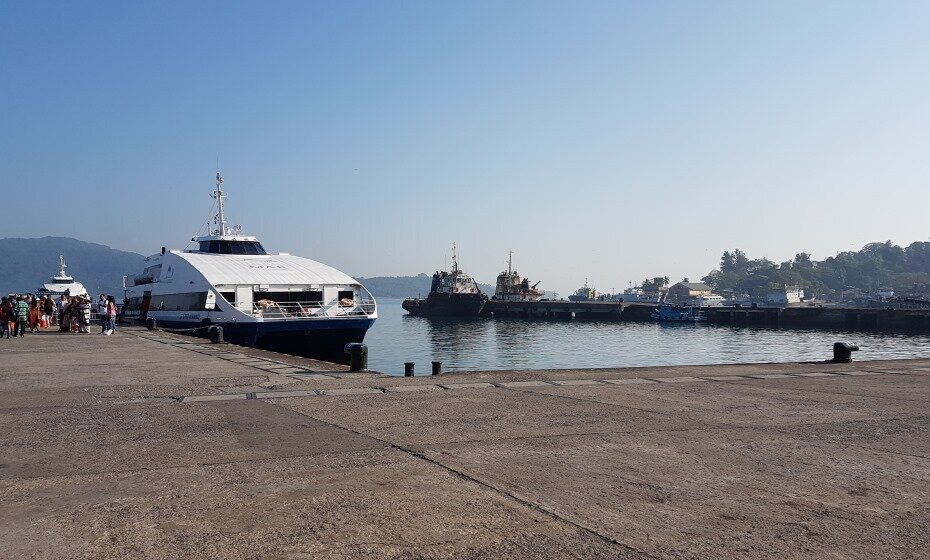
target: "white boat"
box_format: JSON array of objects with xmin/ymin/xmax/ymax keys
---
[
  {"xmin": 123, "ymin": 174, "xmax": 377, "ymax": 360},
  {"xmin": 36, "ymin": 256, "xmax": 89, "ymax": 299},
  {"xmin": 602, "ymin": 285, "xmax": 662, "ymax": 303}
]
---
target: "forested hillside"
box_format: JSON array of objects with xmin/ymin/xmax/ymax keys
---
[{"xmin": 701, "ymin": 241, "xmax": 930, "ymax": 298}]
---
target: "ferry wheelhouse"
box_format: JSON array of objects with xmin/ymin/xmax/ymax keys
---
[{"xmin": 123, "ymin": 174, "xmax": 377, "ymax": 360}]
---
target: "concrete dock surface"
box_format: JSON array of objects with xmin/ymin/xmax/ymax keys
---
[{"xmin": 1, "ymin": 328, "xmax": 928, "ymax": 559}]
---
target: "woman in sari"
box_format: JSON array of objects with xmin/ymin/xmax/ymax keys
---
[{"xmin": 27, "ymin": 299, "xmax": 41, "ymax": 333}]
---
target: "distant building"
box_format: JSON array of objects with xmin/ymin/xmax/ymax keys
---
[
  {"xmin": 667, "ymin": 282, "xmax": 713, "ymax": 302},
  {"xmin": 767, "ymin": 287, "xmax": 804, "ymax": 305}
]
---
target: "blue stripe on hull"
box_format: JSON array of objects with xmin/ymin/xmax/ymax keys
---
[{"xmin": 149, "ymin": 317, "xmax": 375, "ymax": 362}]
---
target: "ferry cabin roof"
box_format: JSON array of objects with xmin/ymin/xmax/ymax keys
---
[{"xmin": 169, "ymin": 250, "xmax": 360, "ymax": 288}]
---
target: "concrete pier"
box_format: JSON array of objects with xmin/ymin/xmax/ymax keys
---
[{"xmin": 2, "ymin": 328, "xmax": 928, "ymax": 559}]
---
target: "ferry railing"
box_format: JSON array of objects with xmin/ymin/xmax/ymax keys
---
[{"xmin": 251, "ymin": 298, "xmax": 376, "ymax": 320}]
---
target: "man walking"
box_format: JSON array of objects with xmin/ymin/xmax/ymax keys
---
[
  {"xmin": 97, "ymin": 293, "xmax": 110, "ymax": 334},
  {"xmin": 14, "ymin": 295, "xmax": 29, "ymax": 337}
]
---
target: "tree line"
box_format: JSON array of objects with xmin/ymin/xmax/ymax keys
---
[{"xmin": 699, "ymin": 241, "xmax": 930, "ymax": 298}]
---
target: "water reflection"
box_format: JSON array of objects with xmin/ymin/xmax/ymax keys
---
[{"xmin": 362, "ymin": 299, "xmax": 930, "ymax": 375}]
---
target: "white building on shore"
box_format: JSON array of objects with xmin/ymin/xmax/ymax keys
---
[{"xmin": 767, "ymin": 286, "xmax": 804, "ymax": 305}]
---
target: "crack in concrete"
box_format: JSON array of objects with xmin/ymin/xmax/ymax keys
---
[{"xmin": 279, "ymin": 404, "xmax": 659, "ymax": 560}]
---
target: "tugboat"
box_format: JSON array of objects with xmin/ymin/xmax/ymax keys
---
[
  {"xmin": 36, "ymin": 256, "xmax": 89, "ymax": 299},
  {"xmin": 491, "ymin": 251, "xmax": 543, "ymax": 302},
  {"xmin": 568, "ymin": 279, "xmax": 597, "ymax": 302},
  {"xmin": 402, "ymin": 244, "xmax": 488, "ymax": 316},
  {"xmin": 122, "ymin": 173, "xmax": 377, "ymax": 361}
]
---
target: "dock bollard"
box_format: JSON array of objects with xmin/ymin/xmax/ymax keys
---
[
  {"xmin": 344, "ymin": 343, "xmax": 368, "ymax": 372},
  {"xmin": 145, "ymin": 317, "xmax": 156, "ymax": 330},
  {"xmin": 431, "ymin": 361, "xmax": 442, "ymax": 375},
  {"xmin": 404, "ymin": 362, "xmax": 415, "ymax": 377},
  {"xmin": 209, "ymin": 326, "xmax": 224, "ymax": 344},
  {"xmin": 832, "ymin": 342, "xmax": 859, "ymax": 363}
]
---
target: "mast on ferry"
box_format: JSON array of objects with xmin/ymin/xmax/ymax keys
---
[
  {"xmin": 54, "ymin": 255, "xmax": 72, "ymax": 281},
  {"xmin": 212, "ymin": 172, "xmax": 227, "ymax": 236}
]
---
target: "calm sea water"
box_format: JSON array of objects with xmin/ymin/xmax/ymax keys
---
[{"xmin": 363, "ymin": 299, "xmax": 930, "ymax": 376}]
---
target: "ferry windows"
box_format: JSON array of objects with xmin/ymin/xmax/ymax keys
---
[
  {"xmin": 198, "ymin": 241, "xmax": 268, "ymax": 255},
  {"xmin": 145, "ymin": 292, "xmax": 209, "ymax": 311},
  {"xmin": 219, "ymin": 292, "xmax": 235, "ymax": 303}
]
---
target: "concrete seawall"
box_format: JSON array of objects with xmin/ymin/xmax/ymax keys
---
[
  {"xmin": 1, "ymin": 328, "xmax": 928, "ymax": 559},
  {"xmin": 707, "ymin": 305, "xmax": 930, "ymax": 330}
]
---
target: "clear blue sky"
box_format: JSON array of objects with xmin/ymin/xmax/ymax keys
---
[{"xmin": 2, "ymin": 1, "xmax": 928, "ymax": 295}]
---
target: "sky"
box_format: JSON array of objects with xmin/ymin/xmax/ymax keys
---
[{"xmin": 2, "ymin": 1, "xmax": 929, "ymax": 296}]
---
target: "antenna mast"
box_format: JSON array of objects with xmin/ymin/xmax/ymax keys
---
[
  {"xmin": 451, "ymin": 243, "xmax": 459, "ymax": 273},
  {"xmin": 212, "ymin": 173, "xmax": 227, "ymax": 236},
  {"xmin": 508, "ymin": 250, "xmax": 513, "ymax": 276}
]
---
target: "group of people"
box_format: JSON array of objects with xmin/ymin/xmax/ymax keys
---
[{"xmin": 1, "ymin": 292, "xmax": 119, "ymax": 338}]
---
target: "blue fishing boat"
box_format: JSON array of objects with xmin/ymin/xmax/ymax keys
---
[{"xmin": 650, "ymin": 304, "xmax": 707, "ymax": 323}]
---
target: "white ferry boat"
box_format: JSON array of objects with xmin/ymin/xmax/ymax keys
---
[
  {"xmin": 123, "ymin": 174, "xmax": 377, "ymax": 360},
  {"xmin": 36, "ymin": 256, "xmax": 89, "ymax": 299}
]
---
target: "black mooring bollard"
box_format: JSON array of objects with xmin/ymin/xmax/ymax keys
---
[
  {"xmin": 209, "ymin": 326, "xmax": 224, "ymax": 344},
  {"xmin": 404, "ymin": 362, "xmax": 415, "ymax": 377},
  {"xmin": 344, "ymin": 343, "xmax": 368, "ymax": 372},
  {"xmin": 431, "ymin": 361, "xmax": 442, "ymax": 375},
  {"xmin": 832, "ymin": 342, "xmax": 859, "ymax": 363},
  {"xmin": 145, "ymin": 317, "xmax": 156, "ymax": 330}
]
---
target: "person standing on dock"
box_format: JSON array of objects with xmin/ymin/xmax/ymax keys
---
[
  {"xmin": 97, "ymin": 294, "xmax": 110, "ymax": 334},
  {"xmin": 43, "ymin": 296, "xmax": 55, "ymax": 326},
  {"xmin": 56, "ymin": 294, "xmax": 68, "ymax": 329},
  {"xmin": 106, "ymin": 296, "xmax": 117, "ymax": 335},
  {"xmin": 1, "ymin": 297, "xmax": 13, "ymax": 339},
  {"xmin": 14, "ymin": 295, "xmax": 29, "ymax": 337}
]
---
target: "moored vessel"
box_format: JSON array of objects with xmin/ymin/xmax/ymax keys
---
[
  {"xmin": 402, "ymin": 244, "xmax": 488, "ymax": 316},
  {"xmin": 36, "ymin": 256, "xmax": 89, "ymax": 299},
  {"xmin": 650, "ymin": 304, "xmax": 707, "ymax": 322},
  {"xmin": 492, "ymin": 251, "xmax": 543, "ymax": 302},
  {"xmin": 122, "ymin": 173, "xmax": 377, "ymax": 361},
  {"xmin": 568, "ymin": 279, "xmax": 597, "ymax": 302}
]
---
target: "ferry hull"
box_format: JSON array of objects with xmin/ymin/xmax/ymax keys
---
[{"xmin": 147, "ymin": 317, "xmax": 376, "ymax": 362}]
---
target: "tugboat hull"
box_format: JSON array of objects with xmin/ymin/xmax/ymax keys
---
[{"xmin": 403, "ymin": 293, "xmax": 487, "ymax": 317}]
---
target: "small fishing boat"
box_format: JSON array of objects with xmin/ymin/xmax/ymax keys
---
[{"xmin": 650, "ymin": 304, "xmax": 707, "ymax": 323}]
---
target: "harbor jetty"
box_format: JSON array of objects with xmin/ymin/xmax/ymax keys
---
[
  {"xmin": 2, "ymin": 328, "xmax": 928, "ymax": 559},
  {"xmin": 480, "ymin": 300, "xmax": 930, "ymax": 331}
]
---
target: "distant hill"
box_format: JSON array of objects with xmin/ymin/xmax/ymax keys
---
[
  {"xmin": 0, "ymin": 237, "xmax": 145, "ymax": 297},
  {"xmin": 356, "ymin": 274, "xmax": 495, "ymax": 299}
]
